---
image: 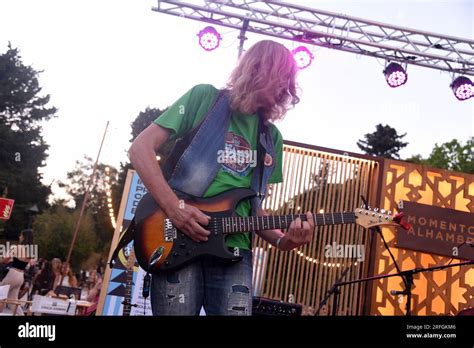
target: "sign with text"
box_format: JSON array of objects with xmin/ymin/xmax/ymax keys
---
[
  {"xmin": 396, "ymin": 201, "xmax": 474, "ymax": 260},
  {"xmin": 124, "ymin": 172, "xmax": 148, "ymax": 221},
  {"xmin": 0, "ymin": 198, "xmax": 14, "ymax": 221},
  {"xmin": 31, "ymin": 295, "xmax": 77, "ymax": 316},
  {"xmin": 99, "ymin": 170, "xmax": 153, "ymax": 316}
]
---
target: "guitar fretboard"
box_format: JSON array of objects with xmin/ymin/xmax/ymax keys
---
[
  {"xmin": 219, "ymin": 212, "xmax": 356, "ymax": 234},
  {"xmin": 122, "ymin": 268, "xmax": 134, "ymax": 316}
]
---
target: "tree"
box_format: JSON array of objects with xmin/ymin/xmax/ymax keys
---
[
  {"xmin": 357, "ymin": 124, "xmax": 408, "ymax": 159},
  {"xmin": 58, "ymin": 157, "xmax": 120, "ymax": 253},
  {"xmin": 117, "ymin": 107, "xmax": 168, "ymax": 197},
  {"xmin": 0, "ymin": 44, "xmax": 57, "ymax": 240},
  {"xmin": 33, "ymin": 206, "xmax": 96, "ymax": 269},
  {"xmin": 406, "ymin": 138, "xmax": 474, "ymax": 174},
  {"xmin": 130, "ymin": 107, "xmax": 166, "ymax": 142}
]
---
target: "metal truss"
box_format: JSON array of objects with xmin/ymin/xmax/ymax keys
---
[{"xmin": 153, "ymin": 0, "xmax": 474, "ymax": 76}]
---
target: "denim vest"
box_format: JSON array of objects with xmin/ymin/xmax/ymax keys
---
[{"xmin": 165, "ymin": 90, "xmax": 276, "ymax": 215}]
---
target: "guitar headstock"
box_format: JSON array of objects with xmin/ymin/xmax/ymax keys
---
[{"xmin": 354, "ymin": 207, "xmax": 411, "ymax": 230}]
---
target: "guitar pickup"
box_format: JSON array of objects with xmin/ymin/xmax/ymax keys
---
[{"xmin": 164, "ymin": 218, "xmax": 177, "ymax": 242}]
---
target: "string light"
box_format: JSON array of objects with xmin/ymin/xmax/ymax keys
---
[
  {"xmin": 291, "ymin": 248, "xmax": 357, "ymax": 267},
  {"xmin": 104, "ymin": 166, "xmax": 116, "ymax": 229}
]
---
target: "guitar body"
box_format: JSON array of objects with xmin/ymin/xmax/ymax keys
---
[{"xmin": 134, "ymin": 188, "xmax": 256, "ymax": 273}]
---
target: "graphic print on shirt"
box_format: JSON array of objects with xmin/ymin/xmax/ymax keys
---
[{"xmin": 217, "ymin": 132, "xmax": 257, "ymax": 177}]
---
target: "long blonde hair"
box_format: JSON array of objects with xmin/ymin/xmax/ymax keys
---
[{"xmin": 227, "ymin": 40, "xmax": 300, "ymax": 122}]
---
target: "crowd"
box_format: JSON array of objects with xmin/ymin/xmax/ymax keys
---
[{"xmin": 0, "ymin": 229, "xmax": 104, "ymax": 316}]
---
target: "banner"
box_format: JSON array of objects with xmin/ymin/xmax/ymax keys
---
[
  {"xmin": 98, "ymin": 170, "xmax": 152, "ymax": 315},
  {"xmin": 0, "ymin": 198, "xmax": 14, "ymax": 221},
  {"xmin": 396, "ymin": 201, "xmax": 474, "ymax": 260}
]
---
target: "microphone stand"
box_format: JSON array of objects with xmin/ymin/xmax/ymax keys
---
[
  {"xmin": 360, "ymin": 195, "xmax": 411, "ymax": 314},
  {"xmin": 332, "ymin": 260, "xmax": 474, "ymax": 316},
  {"xmin": 315, "ymin": 267, "xmax": 350, "ymax": 316}
]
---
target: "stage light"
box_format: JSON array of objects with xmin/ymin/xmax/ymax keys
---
[
  {"xmin": 450, "ymin": 76, "xmax": 473, "ymax": 101},
  {"xmin": 198, "ymin": 26, "xmax": 221, "ymax": 51},
  {"xmin": 292, "ymin": 46, "xmax": 313, "ymax": 69},
  {"xmin": 383, "ymin": 62, "xmax": 407, "ymax": 88}
]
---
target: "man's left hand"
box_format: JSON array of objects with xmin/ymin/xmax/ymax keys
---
[{"xmin": 280, "ymin": 212, "xmax": 314, "ymax": 250}]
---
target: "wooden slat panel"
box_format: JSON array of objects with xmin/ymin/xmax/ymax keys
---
[{"xmin": 255, "ymin": 144, "xmax": 380, "ymax": 315}]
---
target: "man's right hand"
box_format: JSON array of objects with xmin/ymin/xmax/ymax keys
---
[
  {"xmin": 166, "ymin": 202, "xmax": 211, "ymax": 242},
  {"xmin": 128, "ymin": 123, "xmax": 211, "ymax": 243}
]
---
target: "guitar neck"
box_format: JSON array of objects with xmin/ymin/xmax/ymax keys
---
[
  {"xmin": 122, "ymin": 268, "xmax": 134, "ymax": 316},
  {"xmin": 220, "ymin": 212, "xmax": 356, "ymax": 234}
]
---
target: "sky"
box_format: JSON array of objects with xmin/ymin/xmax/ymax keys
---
[{"xmin": 0, "ymin": 0, "xmax": 472, "ymax": 203}]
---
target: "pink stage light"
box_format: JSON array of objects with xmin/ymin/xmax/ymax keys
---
[
  {"xmin": 450, "ymin": 76, "xmax": 473, "ymax": 101},
  {"xmin": 383, "ymin": 62, "xmax": 408, "ymax": 88},
  {"xmin": 292, "ymin": 46, "xmax": 313, "ymax": 69},
  {"xmin": 198, "ymin": 26, "xmax": 221, "ymax": 51}
]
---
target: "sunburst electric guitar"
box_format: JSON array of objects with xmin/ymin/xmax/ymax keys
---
[{"xmin": 133, "ymin": 188, "xmax": 408, "ymax": 273}]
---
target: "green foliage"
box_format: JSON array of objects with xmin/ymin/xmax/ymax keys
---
[
  {"xmin": 357, "ymin": 124, "xmax": 408, "ymax": 159},
  {"xmin": 0, "ymin": 43, "xmax": 57, "ymax": 132},
  {"xmin": 406, "ymin": 138, "xmax": 474, "ymax": 174},
  {"xmin": 58, "ymin": 157, "xmax": 119, "ymax": 252},
  {"xmin": 117, "ymin": 107, "xmax": 167, "ymax": 198},
  {"xmin": 404, "ymin": 154, "xmax": 426, "ymax": 165},
  {"xmin": 130, "ymin": 107, "xmax": 166, "ymax": 142},
  {"xmin": 33, "ymin": 206, "xmax": 96, "ymax": 269},
  {"xmin": 0, "ymin": 44, "xmax": 57, "ymax": 240}
]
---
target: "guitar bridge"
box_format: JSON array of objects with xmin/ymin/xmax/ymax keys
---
[{"xmin": 164, "ymin": 218, "xmax": 177, "ymax": 242}]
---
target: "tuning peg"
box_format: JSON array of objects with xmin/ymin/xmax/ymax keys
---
[
  {"xmin": 381, "ymin": 209, "xmax": 386, "ymax": 214},
  {"xmin": 367, "ymin": 206, "xmax": 371, "ymax": 211},
  {"xmin": 374, "ymin": 208, "xmax": 379, "ymax": 212},
  {"xmin": 388, "ymin": 211, "xmax": 392, "ymax": 216}
]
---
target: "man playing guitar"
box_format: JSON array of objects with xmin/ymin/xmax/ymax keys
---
[{"xmin": 129, "ymin": 40, "xmax": 314, "ymax": 315}]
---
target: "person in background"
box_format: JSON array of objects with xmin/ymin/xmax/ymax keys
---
[
  {"xmin": 30, "ymin": 261, "xmax": 55, "ymax": 296},
  {"xmin": 51, "ymin": 258, "xmax": 62, "ymax": 290},
  {"xmin": 84, "ymin": 272, "xmax": 103, "ymax": 316},
  {"xmin": 0, "ymin": 229, "xmax": 34, "ymax": 315},
  {"xmin": 59, "ymin": 262, "xmax": 78, "ymax": 288},
  {"xmin": 86, "ymin": 270, "xmax": 98, "ymax": 289}
]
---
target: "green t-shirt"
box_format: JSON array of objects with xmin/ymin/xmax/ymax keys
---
[{"xmin": 154, "ymin": 84, "xmax": 283, "ymax": 250}]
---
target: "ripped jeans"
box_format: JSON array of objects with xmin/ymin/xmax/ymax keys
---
[{"xmin": 150, "ymin": 249, "xmax": 252, "ymax": 316}]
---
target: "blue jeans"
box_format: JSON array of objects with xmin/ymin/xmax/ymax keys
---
[{"xmin": 150, "ymin": 249, "xmax": 253, "ymax": 316}]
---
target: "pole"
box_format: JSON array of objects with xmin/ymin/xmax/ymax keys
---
[
  {"xmin": 65, "ymin": 121, "xmax": 109, "ymax": 267},
  {"xmin": 237, "ymin": 18, "xmax": 249, "ymax": 59}
]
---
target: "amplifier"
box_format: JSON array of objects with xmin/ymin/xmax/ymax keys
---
[{"xmin": 252, "ymin": 297, "xmax": 302, "ymax": 316}]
